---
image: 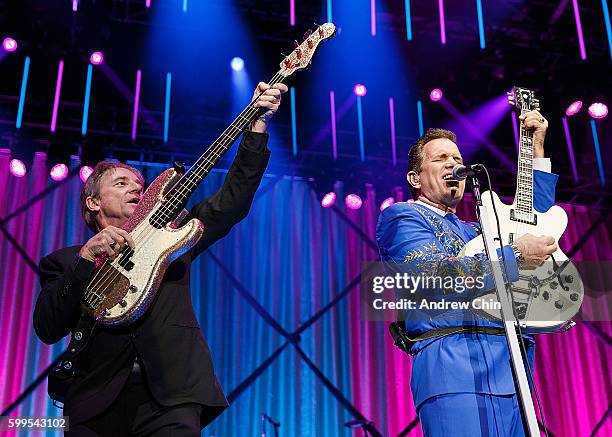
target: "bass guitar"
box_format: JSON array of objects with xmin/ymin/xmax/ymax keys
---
[{"xmin": 81, "ymin": 23, "xmax": 337, "ymax": 326}]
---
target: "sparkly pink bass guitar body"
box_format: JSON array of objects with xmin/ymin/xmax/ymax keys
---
[{"xmin": 80, "ymin": 23, "xmax": 337, "ymax": 326}]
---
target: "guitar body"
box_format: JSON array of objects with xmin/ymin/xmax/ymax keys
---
[
  {"xmin": 82, "ymin": 167, "xmax": 204, "ymax": 326},
  {"xmin": 463, "ymin": 191, "xmax": 583, "ymax": 332}
]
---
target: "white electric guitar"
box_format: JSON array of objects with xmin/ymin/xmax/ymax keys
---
[{"xmin": 462, "ymin": 87, "xmax": 583, "ymax": 332}]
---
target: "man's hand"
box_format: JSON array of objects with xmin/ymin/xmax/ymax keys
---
[
  {"xmin": 514, "ymin": 233, "xmax": 558, "ymax": 268},
  {"xmin": 519, "ymin": 110, "xmax": 548, "ymax": 158},
  {"xmin": 249, "ymin": 82, "xmax": 289, "ymax": 133},
  {"xmin": 79, "ymin": 226, "xmax": 135, "ymax": 262}
]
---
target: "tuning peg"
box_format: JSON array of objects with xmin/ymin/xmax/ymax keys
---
[
  {"xmin": 304, "ymin": 29, "xmax": 313, "ymax": 39},
  {"xmin": 294, "ymin": 40, "xmax": 299, "ymax": 48},
  {"xmin": 307, "ymin": 39, "xmax": 314, "ymax": 49}
]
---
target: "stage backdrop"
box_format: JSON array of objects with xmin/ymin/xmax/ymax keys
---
[{"xmin": 0, "ymin": 150, "xmax": 610, "ymax": 436}]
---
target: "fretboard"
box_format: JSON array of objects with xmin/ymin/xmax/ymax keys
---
[
  {"xmin": 151, "ymin": 72, "xmax": 286, "ymax": 226},
  {"xmin": 515, "ymin": 106, "xmax": 534, "ymax": 215}
]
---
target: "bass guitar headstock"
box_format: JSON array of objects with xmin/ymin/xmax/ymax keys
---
[{"xmin": 279, "ymin": 22, "xmax": 336, "ymax": 78}]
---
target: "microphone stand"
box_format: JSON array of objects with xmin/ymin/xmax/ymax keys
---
[
  {"xmin": 261, "ymin": 413, "xmax": 280, "ymax": 437},
  {"xmin": 469, "ymin": 173, "xmax": 540, "ymax": 437}
]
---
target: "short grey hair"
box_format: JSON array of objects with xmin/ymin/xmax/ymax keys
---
[{"xmin": 80, "ymin": 160, "xmax": 144, "ymax": 232}]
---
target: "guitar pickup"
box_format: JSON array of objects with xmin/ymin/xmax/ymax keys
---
[
  {"xmin": 510, "ymin": 209, "xmax": 537, "ymax": 225},
  {"xmin": 118, "ymin": 252, "xmax": 134, "ymax": 271}
]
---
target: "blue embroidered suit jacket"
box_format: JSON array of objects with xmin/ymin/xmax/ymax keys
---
[{"xmin": 376, "ymin": 170, "xmax": 558, "ymax": 409}]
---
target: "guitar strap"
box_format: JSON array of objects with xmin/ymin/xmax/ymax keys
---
[{"xmin": 48, "ymin": 314, "xmax": 97, "ymax": 406}]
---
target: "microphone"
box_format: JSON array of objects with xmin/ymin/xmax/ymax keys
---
[{"xmin": 451, "ymin": 163, "xmax": 484, "ymax": 181}]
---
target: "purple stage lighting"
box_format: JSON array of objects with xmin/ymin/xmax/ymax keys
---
[
  {"xmin": 2, "ymin": 37, "xmax": 17, "ymax": 52},
  {"xmin": 588, "ymin": 102, "xmax": 608, "ymax": 119},
  {"xmin": 230, "ymin": 57, "xmax": 244, "ymax": 72},
  {"xmin": 50, "ymin": 163, "xmax": 69, "ymax": 181},
  {"xmin": 565, "ymin": 101, "xmax": 583, "ymax": 116},
  {"xmin": 9, "ymin": 159, "xmax": 26, "ymax": 177},
  {"xmin": 380, "ymin": 197, "xmax": 395, "ymax": 211},
  {"xmin": 79, "ymin": 165, "xmax": 94, "ymax": 183},
  {"xmin": 345, "ymin": 194, "xmax": 363, "ymax": 210},
  {"xmin": 90, "ymin": 51, "xmax": 104, "ymax": 65},
  {"xmin": 430, "ymin": 88, "xmax": 443, "ymax": 102},
  {"xmin": 353, "ymin": 84, "xmax": 367, "ymax": 97},
  {"xmin": 321, "ymin": 192, "xmax": 336, "ymax": 208}
]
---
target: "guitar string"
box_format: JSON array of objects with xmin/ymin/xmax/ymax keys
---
[
  {"xmin": 84, "ymin": 97, "xmax": 276, "ymax": 307},
  {"xmin": 84, "ymin": 26, "xmax": 333, "ymax": 304},
  {"xmin": 84, "ymin": 85, "xmax": 280, "ymax": 306},
  {"xmin": 85, "ymin": 70, "xmax": 287, "ymax": 312}
]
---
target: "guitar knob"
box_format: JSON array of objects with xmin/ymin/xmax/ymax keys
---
[
  {"xmin": 565, "ymin": 275, "xmax": 574, "ymax": 283},
  {"xmin": 542, "ymin": 291, "xmax": 550, "ymax": 301},
  {"xmin": 570, "ymin": 293, "xmax": 579, "ymax": 302},
  {"xmin": 129, "ymin": 285, "xmax": 138, "ymax": 293},
  {"xmin": 307, "ymin": 39, "xmax": 313, "ymax": 49},
  {"xmin": 119, "ymin": 299, "xmax": 127, "ymax": 308},
  {"xmin": 549, "ymin": 282, "xmax": 558, "ymax": 289},
  {"xmin": 555, "ymin": 300, "xmax": 564, "ymax": 309}
]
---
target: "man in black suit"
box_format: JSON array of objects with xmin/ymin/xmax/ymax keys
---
[{"xmin": 33, "ymin": 82, "xmax": 288, "ymax": 436}]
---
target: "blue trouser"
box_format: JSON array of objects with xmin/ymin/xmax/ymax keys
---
[{"xmin": 418, "ymin": 393, "xmax": 525, "ymax": 437}]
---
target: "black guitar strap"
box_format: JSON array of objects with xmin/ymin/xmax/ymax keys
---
[{"xmin": 48, "ymin": 314, "xmax": 97, "ymax": 406}]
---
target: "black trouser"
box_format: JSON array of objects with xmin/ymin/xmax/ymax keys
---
[{"xmin": 66, "ymin": 368, "xmax": 203, "ymax": 436}]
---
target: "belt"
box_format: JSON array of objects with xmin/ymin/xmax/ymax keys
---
[{"xmin": 389, "ymin": 323, "xmax": 507, "ymax": 356}]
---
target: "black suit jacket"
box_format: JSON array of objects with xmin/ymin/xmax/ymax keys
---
[{"xmin": 33, "ymin": 132, "xmax": 270, "ymax": 428}]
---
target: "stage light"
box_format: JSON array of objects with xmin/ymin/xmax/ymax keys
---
[
  {"xmin": 90, "ymin": 51, "xmax": 104, "ymax": 65},
  {"xmin": 50, "ymin": 163, "xmax": 69, "ymax": 181},
  {"xmin": 380, "ymin": 197, "xmax": 395, "ymax": 211},
  {"xmin": 230, "ymin": 57, "xmax": 244, "ymax": 72},
  {"xmin": 321, "ymin": 192, "xmax": 336, "ymax": 208},
  {"xmin": 345, "ymin": 194, "xmax": 363, "ymax": 210},
  {"xmin": 430, "ymin": 88, "xmax": 443, "ymax": 102},
  {"xmin": 353, "ymin": 84, "xmax": 367, "ymax": 97},
  {"xmin": 79, "ymin": 165, "xmax": 94, "ymax": 183},
  {"xmin": 9, "ymin": 159, "xmax": 26, "ymax": 177},
  {"xmin": 565, "ymin": 100, "xmax": 583, "ymax": 116},
  {"xmin": 588, "ymin": 102, "xmax": 608, "ymax": 119},
  {"xmin": 2, "ymin": 37, "xmax": 17, "ymax": 52}
]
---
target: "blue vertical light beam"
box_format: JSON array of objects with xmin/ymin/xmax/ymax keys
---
[
  {"xmin": 81, "ymin": 64, "xmax": 93, "ymax": 136},
  {"xmin": 164, "ymin": 72, "xmax": 172, "ymax": 143},
  {"xmin": 290, "ymin": 86, "xmax": 297, "ymax": 157},
  {"xmin": 417, "ymin": 99, "xmax": 424, "ymax": 136},
  {"xmin": 16, "ymin": 56, "xmax": 30, "ymax": 129}
]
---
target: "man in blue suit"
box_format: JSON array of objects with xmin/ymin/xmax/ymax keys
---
[{"xmin": 376, "ymin": 111, "xmax": 558, "ymax": 436}]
